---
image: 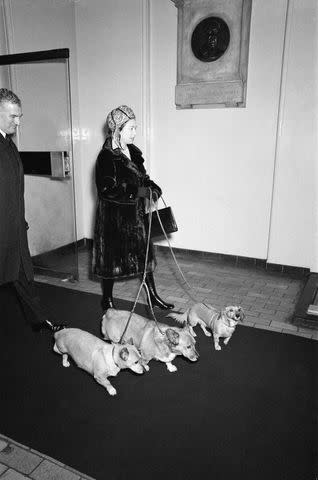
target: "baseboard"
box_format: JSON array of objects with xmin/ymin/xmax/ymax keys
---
[{"xmin": 81, "ymin": 237, "xmax": 309, "ymax": 277}]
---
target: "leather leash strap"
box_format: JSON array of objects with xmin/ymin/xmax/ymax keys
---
[{"xmin": 119, "ymin": 188, "xmax": 164, "ymax": 343}]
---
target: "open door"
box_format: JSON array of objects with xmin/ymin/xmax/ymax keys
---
[{"xmin": 0, "ymin": 48, "xmax": 78, "ymax": 281}]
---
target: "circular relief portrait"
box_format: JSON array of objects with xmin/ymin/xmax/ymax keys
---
[{"xmin": 191, "ymin": 16, "xmax": 230, "ymax": 63}]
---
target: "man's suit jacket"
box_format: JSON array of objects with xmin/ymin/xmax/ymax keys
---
[{"xmin": 0, "ymin": 133, "xmax": 33, "ymax": 284}]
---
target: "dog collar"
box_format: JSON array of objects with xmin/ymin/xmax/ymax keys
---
[
  {"xmin": 222, "ymin": 315, "xmax": 236, "ymax": 328},
  {"xmin": 111, "ymin": 345, "xmax": 120, "ymax": 368}
]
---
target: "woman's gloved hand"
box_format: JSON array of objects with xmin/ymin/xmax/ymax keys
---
[
  {"xmin": 137, "ymin": 187, "xmax": 161, "ymax": 200},
  {"xmin": 137, "ymin": 187, "xmax": 150, "ymax": 198}
]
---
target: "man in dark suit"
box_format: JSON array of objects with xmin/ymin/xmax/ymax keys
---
[{"xmin": 0, "ymin": 88, "xmax": 64, "ymax": 332}]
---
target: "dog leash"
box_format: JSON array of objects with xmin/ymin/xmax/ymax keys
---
[
  {"xmin": 119, "ymin": 188, "xmax": 164, "ymax": 344},
  {"xmin": 120, "ymin": 185, "xmax": 205, "ymax": 343},
  {"xmin": 150, "ymin": 190, "xmax": 198, "ymax": 304}
]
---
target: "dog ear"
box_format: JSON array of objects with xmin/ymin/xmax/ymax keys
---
[
  {"xmin": 166, "ymin": 328, "xmax": 179, "ymax": 346},
  {"xmin": 238, "ymin": 307, "xmax": 245, "ymax": 322},
  {"xmin": 119, "ymin": 347, "xmax": 129, "ymax": 361},
  {"xmin": 183, "ymin": 324, "xmax": 194, "ymax": 336}
]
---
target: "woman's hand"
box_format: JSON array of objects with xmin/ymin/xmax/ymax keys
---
[
  {"xmin": 137, "ymin": 187, "xmax": 160, "ymax": 200},
  {"xmin": 137, "ymin": 187, "xmax": 151, "ymax": 199}
]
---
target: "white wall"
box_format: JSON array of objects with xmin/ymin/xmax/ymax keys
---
[
  {"xmin": 150, "ymin": 0, "xmax": 288, "ymax": 259},
  {"xmin": 149, "ymin": 0, "xmax": 317, "ymax": 268},
  {"xmin": 267, "ymin": 0, "xmax": 318, "ymax": 270},
  {"xmin": 75, "ymin": 0, "xmax": 317, "ymax": 268},
  {"xmin": 75, "ymin": 0, "xmax": 147, "ymax": 237}
]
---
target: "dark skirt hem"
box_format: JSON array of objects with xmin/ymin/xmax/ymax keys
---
[{"xmin": 93, "ymin": 265, "xmax": 156, "ymax": 282}]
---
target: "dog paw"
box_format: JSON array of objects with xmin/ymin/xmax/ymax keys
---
[
  {"xmin": 214, "ymin": 345, "xmax": 221, "ymax": 351},
  {"xmin": 167, "ymin": 364, "xmax": 178, "ymax": 372},
  {"xmin": 144, "ymin": 365, "xmax": 150, "ymax": 372},
  {"xmin": 204, "ymin": 331, "xmax": 212, "ymax": 337},
  {"xmin": 108, "ymin": 387, "xmax": 117, "ymax": 396},
  {"xmin": 62, "ymin": 360, "xmax": 70, "ymax": 367}
]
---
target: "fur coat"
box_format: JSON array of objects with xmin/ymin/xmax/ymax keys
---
[
  {"xmin": 0, "ymin": 134, "xmax": 33, "ymax": 285},
  {"xmin": 93, "ymin": 139, "xmax": 162, "ymax": 280}
]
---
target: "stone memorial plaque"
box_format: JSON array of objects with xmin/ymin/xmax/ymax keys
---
[
  {"xmin": 172, "ymin": 0, "xmax": 252, "ymax": 109},
  {"xmin": 191, "ymin": 16, "xmax": 230, "ymax": 63}
]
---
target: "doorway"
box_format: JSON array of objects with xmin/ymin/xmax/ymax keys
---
[{"xmin": 0, "ymin": 48, "xmax": 78, "ymax": 281}]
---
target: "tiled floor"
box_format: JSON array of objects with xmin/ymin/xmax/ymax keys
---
[
  {"xmin": 1, "ymin": 246, "xmax": 317, "ymax": 479},
  {"xmin": 0, "ymin": 435, "xmax": 94, "ymax": 480},
  {"xmin": 35, "ymin": 246, "xmax": 318, "ymax": 340}
]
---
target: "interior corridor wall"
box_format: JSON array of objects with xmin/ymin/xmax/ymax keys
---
[
  {"xmin": 76, "ymin": 0, "xmax": 293, "ymax": 264},
  {"xmin": 3, "ymin": 0, "xmax": 315, "ymax": 268},
  {"xmin": 150, "ymin": 0, "xmax": 288, "ymax": 260},
  {"xmin": 150, "ymin": 0, "xmax": 316, "ymax": 268},
  {"xmin": 74, "ymin": 0, "xmax": 147, "ymax": 239},
  {"xmin": 74, "ymin": 0, "xmax": 316, "ymax": 269},
  {"xmin": 267, "ymin": 0, "xmax": 318, "ymax": 270}
]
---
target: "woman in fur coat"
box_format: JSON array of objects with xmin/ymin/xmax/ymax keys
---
[{"xmin": 93, "ymin": 105, "xmax": 174, "ymax": 312}]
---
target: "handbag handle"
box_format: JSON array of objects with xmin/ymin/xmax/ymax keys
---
[
  {"xmin": 151, "ymin": 189, "xmax": 167, "ymax": 208},
  {"xmin": 160, "ymin": 196, "xmax": 167, "ymax": 208}
]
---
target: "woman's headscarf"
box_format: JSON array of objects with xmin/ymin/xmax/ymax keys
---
[{"xmin": 106, "ymin": 105, "xmax": 136, "ymax": 148}]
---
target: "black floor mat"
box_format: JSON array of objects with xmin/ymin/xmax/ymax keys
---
[{"xmin": 0, "ymin": 282, "xmax": 317, "ymax": 480}]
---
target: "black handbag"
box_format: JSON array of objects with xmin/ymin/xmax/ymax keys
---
[{"xmin": 144, "ymin": 198, "xmax": 178, "ymax": 239}]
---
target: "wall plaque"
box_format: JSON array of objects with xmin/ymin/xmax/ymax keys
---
[{"xmin": 171, "ymin": 0, "xmax": 252, "ymax": 109}]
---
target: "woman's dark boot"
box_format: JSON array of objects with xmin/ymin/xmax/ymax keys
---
[
  {"xmin": 144, "ymin": 272, "xmax": 174, "ymax": 310},
  {"xmin": 102, "ymin": 279, "xmax": 115, "ymax": 311}
]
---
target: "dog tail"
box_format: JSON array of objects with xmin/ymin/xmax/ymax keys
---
[{"xmin": 167, "ymin": 310, "xmax": 189, "ymax": 326}]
